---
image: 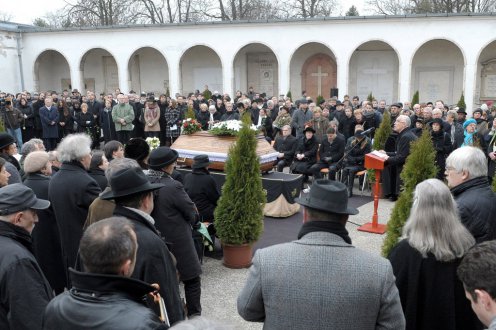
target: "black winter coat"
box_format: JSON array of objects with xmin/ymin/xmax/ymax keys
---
[
  {"xmin": 183, "ymin": 168, "xmax": 220, "ymax": 222},
  {"xmin": 431, "ymin": 130, "xmax": 452, "ymax": 179},
  {"xmin": 273, "ymin": 134, "xmax": 297, "ymax": 162},
  {"xmin": 344, "ymin": 137, "xmax": 372, "ymax": 167},
  {"xmin": 319, "ymin": 135, "xmax": 345, "ymax": 164},
  {"xmin": 113, "ymin": 206, "xmax": 184, "ymax": 325},
  {"xmin": 49, "ymin": 162, "xmax": 101, "ymax": 284},
  {"xmin": 383, "ymin": 128, "xmax": 418, "ymax": 196},
  {"xmin": 294, "ymin": 135, "xmax": 319, "ymax": 163},
  {"xmin": 148, "ymin": 171, "xmax": 201, "ymax": 281},
  {"xmin": 24, "ymin": 173, "xmax": 66, "ymax": 294},
  {"xmin": 88, "ymin": 168, "xmax": 108, "ymax": 191},
  {"xmin": 388, "ymin": 240, "xmax": 479, "ymax": 330},
  {"xmin": 451, "ymin": 177, "xmax": 496, "ymax": 243},
  {"xmin": 0, "ymin": 221, "xmax": 54, "ymax": 330},
  {"xmin": 43, "ymin": 269, "xmax": 166, "ymax": 330},
  {"xmin": 100, "ymin": 107, "xmax": 117, "ymax": 142}
]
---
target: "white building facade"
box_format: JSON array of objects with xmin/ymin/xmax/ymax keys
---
[{"xmin": 1, "ymin": 14, "xmax": 496, "ymax": 113}]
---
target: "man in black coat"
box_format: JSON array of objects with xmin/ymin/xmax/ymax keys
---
[
  {"xmin": 446, "ymin": 146, "xmax": 496, "ymax": 243},
  {"xmin": 24, "ymin": 151, "xmax": 66, "ymax": 294},
  {"xmin": 273, "ymin": 125, "xmax": 297, "ymax": 172},
  {"xmin": 380, "ymin": 115, "xmax": 418, "ymax": 201},
  {"xmin": 101, "ymin": 167, "xmax": 184, "ymax": 325},
  {"xmin": 0, "ymin": 184, "xmax": 53, "ymax": 330},
  {"xmin": 49, "ymin": 134, "xmax": 101, "ymax": 284},
  {"xmin": 43, "ymin": 218, "xmax": 167, "ymax": 330},
  {"xmin": 310, "ymin": 127, "xmax": 345, "ymax": 180},
  {"xmin": 184, "ymin": 154, "xmax": 220, "ymax": 223},
  {"xmin": 147, "ymin": 147, "xmax": 202, "ymax": 317}
]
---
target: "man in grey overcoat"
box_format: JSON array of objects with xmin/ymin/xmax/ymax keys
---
[{"xmin": 237, "ymin": 180, "xmax": 405, "ymax": 330}]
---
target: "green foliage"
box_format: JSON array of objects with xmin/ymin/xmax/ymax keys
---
[
  {"xmin": 0, "ymin": 118, "xmax": 4, "ymax": 133},
  {"xmin": 345, "ymin": 5, "xmax": 359, "ymax": 16},
  {"xmin": 411, "ymin": 91, "xmax": 419, "ymax": 106},
  {"xmin": 368, "ymin": 111, "xmax": 392, "ymax": 181},
  {"xmin": 457, "ymin": 92, "xmax": 466, "ymax": 109},
  {"xmin": 492, "ymin": 177, "xmax": 496, "ymax": 193},
  {"xmin": 382, "ymin": 128, "xmax": 438, "ymax": 256},
  {"xmin": 203, "ymin": 88, "xmax": 212, "ymax": 101},
  {"xmin": 367, "ymin": 92, "xmax": 375, "ymax": 102},
  {"xmin": 286, "ymin": 91, "xmax": 292, "ymax": 100},
  {"xmin": 214, "ymin": 113, "xmax": 266, "ymax": 245},
  {"xmin": 316, "ymin": 95, "xmax": 325, "ymax": 106},
  {"xmin": 185, "ymin": 106, "xmax": 196, "ymax": 120}
]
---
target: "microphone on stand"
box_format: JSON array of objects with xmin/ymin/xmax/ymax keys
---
[{"xmin": 359, "ymin": 127, "xmax": 375, "ymax": 136}]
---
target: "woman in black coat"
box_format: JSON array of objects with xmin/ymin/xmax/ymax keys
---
[
  {"xmin": 290, "ymin": 126, "xmax": 319, "ymax": 182},
  {"xmin": 88, "ymin": 150, "xmax": 109, "ymax": 191},
  {"xmin": 23, "ymin": 151, "xmax": 66, "ymax": 294},
  {"xmin": 388, "ymin": 179, "xmax": 478, "ymax": 330},
  {"xmin": 430, "ymin": 118, "xmax": 453, "ymax": 180},
  {"xmin": 147, "ymin": 147, "xmax": 202, "ymax": 317}
]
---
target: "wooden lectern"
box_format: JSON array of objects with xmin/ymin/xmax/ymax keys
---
[{"xmin": 358, "ymin": 153, "xmax": 387, "ymax": 234}]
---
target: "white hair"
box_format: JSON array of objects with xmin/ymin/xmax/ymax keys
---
[
  {"xmin": 445, "ymin": 146, "xmax": 487, "ymax": 179},
  {"xmin": 56, "ymin": 133, "xmax": 92, "ymax": 162},
  {"xmin": 402, "ymin": 178, "xmax": 475, "ymax": 261},
  {"xmin": 105, "ymin": 158, "xmax": 140, "ymax": 181},
  {"xmin": 398, "ymin": 114, "xmax": 411, "ymax": 128}
]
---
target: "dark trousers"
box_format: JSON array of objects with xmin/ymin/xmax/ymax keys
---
[
  {"xmin": 310, "ymin": 161, "xmax": 339, "ymax": 180},
  {"xmin": 341, "ymin": 165, "xmax": 364, "ymax": 194},
  {"xmin": 116, "ymin": 130, "xmax": 131, "ymax": 145},
  {"xmin": 274, "ymin": 159, "xmax": 291, "ymax": 172},
  {"xmin": 44, "ymin": 138, "xmax": 58, "ymax": 151},
  {"xmin": 183, "ymin": 276, "xmax": 201, "ymax": 316},
  {"xmin": 145, "ymin": 131, "xmax": 160, "ymax": 138}
]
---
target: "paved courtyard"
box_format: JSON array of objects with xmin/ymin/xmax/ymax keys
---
[{"xmin": 196, "ymin": 198, "xmax": 396, "ymax": 329}]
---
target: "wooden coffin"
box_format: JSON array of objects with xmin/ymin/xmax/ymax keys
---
[{"xmin": 171, "ymin": 131, "xmax": 278, "ymax": 172}]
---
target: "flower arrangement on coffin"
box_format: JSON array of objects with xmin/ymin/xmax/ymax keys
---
[
  {"xmin": 145, "ymin": 137, "xmax": 160, "ymax": 151},
  {"xmin": 209, "ymin": 120, "xmax": 258, "ymax": 136},
  {"xmin": 181, "ymin": 118, "xmax": 203, "ymax": 135}
]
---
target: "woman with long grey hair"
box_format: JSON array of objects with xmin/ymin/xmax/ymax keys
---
[{"xmin": 388, "ymin": 178, "xmax": 479, "ymax": 330}]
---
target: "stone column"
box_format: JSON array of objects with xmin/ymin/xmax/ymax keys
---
[
  {"xmin": 278, "ymin": 53, "xmax": 291, "ymax": 97},
  {"xmin": 336, "ymin": 52, "xmax": 350, "ymax": 100},
  {"xmin": 463, "ymin": 55, "xmax": 478, "ymax": 116}
]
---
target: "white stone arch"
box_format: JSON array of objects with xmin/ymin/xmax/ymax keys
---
[
  {"xmin": 233, "ymin": 42, "xmax": 280, "ymax": 97},
  {"xmin": 127, "ymin": 46, "xmax": 170, "ymax": 95},
  {"xmin": 79, "ymin": 47, "xmax": 120, "ymax": 94},
  {"xmin": 410, "ymin": 39, "xmax": 465, "ymax": 105},
  {"xmin": 33, "ymin": 49, "xmax": 71, "ymax": 93},
  {"xmin": 475, "ymin": 39, "xmax": 496, "ymax": 105},
  {"xmin": 179, "ymin": 44, "xmax": 223, "ymax": 95},
  {"xmin": 289, "ymin": 41, "xmax": 338, "ymax": 100},
  {"xmin": 348, "ymin": 40, "xmax": 400, "ymax": 104}
]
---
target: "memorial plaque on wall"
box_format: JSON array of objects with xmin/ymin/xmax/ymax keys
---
[
  {"xmin": 415, "ymin": 67, "xmax": 454, "ymax": 103},
  {"xmin": 247, "ymin": 53, "xmax": 278, "ymax": 96},
  {"xmin": 355, "ymin": 51, "xmax": 396, "ymax": 103},
  {"xmin": 481, "ymin": 59, "xmax": 496, "ymax": 98}
]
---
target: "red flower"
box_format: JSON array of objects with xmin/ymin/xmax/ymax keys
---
[{"xmin": 185, "ymin": 122, "xmax": 189, "ymax": 127}]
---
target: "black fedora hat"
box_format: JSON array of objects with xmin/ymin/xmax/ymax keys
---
[
  {"xmin": 100, "ymin": 167, "xmax": 164, "ymax": 200},
  {"xmin": 192, "ymin": 154, "xmax": 211, "ymax": 169},
  {"xmin": 0, "ymin": 133, "xmax": 15, "ymax": 150},
  {"xmin": 295, "ymin": 180, "xmax": 358, "ymax": 215},
  {"xmin": 148, "ymin": 147, "xmax": 178, "ymax": 170}
]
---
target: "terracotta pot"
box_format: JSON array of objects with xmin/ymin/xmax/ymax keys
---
[{"xmin": 222, "ymin": 243, "xmax": 253, "ymax": 269}]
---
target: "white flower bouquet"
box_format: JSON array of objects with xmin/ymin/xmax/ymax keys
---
[{"xmin": 209, "ymin": 120, "xmax": 258, "ymax": 136}]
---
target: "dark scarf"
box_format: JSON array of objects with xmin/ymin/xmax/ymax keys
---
[
  {"xmin": 0, "ymin": 220, "xmax": 33, "ymax": 253},
  {"xmin": 297, "ymin": 221, "xmax": 352, "ymax": 244}
]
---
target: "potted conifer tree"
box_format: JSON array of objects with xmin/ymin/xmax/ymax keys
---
[{"xmin": 214, "ymin": 113, "xmax": 266, "ymax": 268}]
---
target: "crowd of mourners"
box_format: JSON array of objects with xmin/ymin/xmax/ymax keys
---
[{"xmin": 0, "ymin": 86, "xmax": 495, "ymax": 330}]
